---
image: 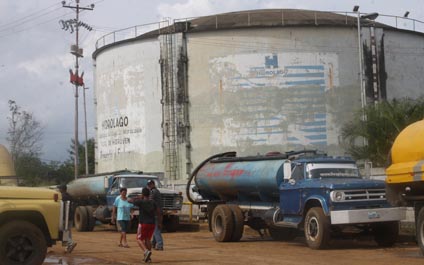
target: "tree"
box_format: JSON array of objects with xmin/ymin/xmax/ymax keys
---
[
  {"xmin": 7, "ymin": 100, "xmax": 43, "ymax": 161},
  {"xmin": 341, "ymin": 97, "xmax": 424, "ymax": 167},
  {"xmin": 6, "ymin": 100, "xmax": 47, "ymax": 186},
  {"xmin": 68, "ymin": 138, "xmax": 95, "ymax": 176}
]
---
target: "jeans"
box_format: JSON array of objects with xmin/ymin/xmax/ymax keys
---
[{"xmin": 152, "ymin": 216, "xmax": 163, "ymax": 248}]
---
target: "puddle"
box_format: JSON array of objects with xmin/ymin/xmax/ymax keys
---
[{"xmin": 44, "ymin": 255, "xmax": 119, "ymax": 265}]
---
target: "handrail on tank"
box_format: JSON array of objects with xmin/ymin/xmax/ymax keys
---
[{"xmin": 94, "ymin": 10, "xmax": 424, "ymax": 52}]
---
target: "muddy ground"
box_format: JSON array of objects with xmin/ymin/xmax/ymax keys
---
[{"xmin": 45, "ymin": 223, "xmax": 423, "ymax": 265}]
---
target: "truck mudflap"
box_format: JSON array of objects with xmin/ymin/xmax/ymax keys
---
[
  {"xmin": 59, "ymin": 201, "xmax": 71, "ymax": 244},
  {"xmin": 330, "ymin": 207, "xmax": 406, "ymax": 225}
]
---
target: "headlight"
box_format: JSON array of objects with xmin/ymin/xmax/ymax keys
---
[
  {"xmin": 175, "ymin": 197, "xmax": 183, "ymax": 206},
  {"xmin": 330, "ymin": 191, "xmax": 345, "ymax": 202}
]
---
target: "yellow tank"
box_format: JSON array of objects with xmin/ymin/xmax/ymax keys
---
[
  {"xmin": 0, "ymin": 144, "xmax": 17, "ymax": 186},
  {"xmin": 386, "ymin": 119, "xmax": 424, "ymax": 184}
]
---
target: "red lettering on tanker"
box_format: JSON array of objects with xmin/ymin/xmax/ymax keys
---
[{"xmin": 204, "ymin": 163, "xmax": 249, "ymax": 178}]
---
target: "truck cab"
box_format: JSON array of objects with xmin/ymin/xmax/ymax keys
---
[
  {"xmin": 0, "ymin": 186, "xmax": 69, "ymax": 265},
  {"xmin": 281, "ymin": 154, "xmax": 405, "ymax": 249}
]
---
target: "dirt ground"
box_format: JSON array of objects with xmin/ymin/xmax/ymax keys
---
[{"xmin": 45, "ymin": 223, "xmax": 423, "ymax": 265}]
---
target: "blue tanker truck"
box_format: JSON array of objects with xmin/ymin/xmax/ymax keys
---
[
  {"xmin": 187, "ymin": 150, "xmax": 405, "ymax": 249},
  {"xmin": 67, "ymin": 171, "xmax": 183, "ymax": 232}
]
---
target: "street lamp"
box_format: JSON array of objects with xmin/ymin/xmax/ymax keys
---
[{"xmin": 353, "ymin": 6, "xmax": 365, "ymax": 116}]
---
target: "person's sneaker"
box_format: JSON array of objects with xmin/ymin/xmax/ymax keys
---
[
  {"xmin": 154, "ymin": 246, "xmax": 164, "ymax": 251},
  {"xmin": 66, "ymin": 242, "xmax": 77, "ymax": 253},
  {"xmin": 144, "ymin": 250, "xmax": 152, "ymax": 263}
]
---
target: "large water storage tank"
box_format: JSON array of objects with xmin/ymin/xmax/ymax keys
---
[{"xmin": 93, "ymin": 9, "xmax": 424, "ymax": 184}]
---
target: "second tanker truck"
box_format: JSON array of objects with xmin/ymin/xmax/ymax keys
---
[{"xmin": 188, "ymin": 150, "xmax": 405, "ymax": 249}]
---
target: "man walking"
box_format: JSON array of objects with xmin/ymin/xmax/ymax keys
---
[
  {"xmin": 130, "ymin": 187, "xmax": 162, "ymax": 263},
  {"xmin": 147, "ymin": 179, "xmax": 164, "ymax": 250},
  {"xmin": 58, "ymin": 184, "xmax": 77, "ymax": 253}
]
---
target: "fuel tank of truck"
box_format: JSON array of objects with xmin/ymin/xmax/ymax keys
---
[{"xmin": 195, "ymin": 155, "xmax": 286, "ymax": 202}]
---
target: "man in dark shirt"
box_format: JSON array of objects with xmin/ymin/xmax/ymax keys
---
[
  {"xmin": 131, "ymin": 187, "xmax": 162, "ymax": 263},
  {"xmin": 58, "ymin": 184, "xmax": 77, "ymax": 253},
  {"xmin": 147, "ymin": 179, "xmax": 164, "ymax": 250}
]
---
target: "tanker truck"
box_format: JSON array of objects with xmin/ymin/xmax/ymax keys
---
[
  {"xmin": 67, "ymin": 171, "xmax": 183, "ymax": 232},
  {"xmin": 386, "ymin": 119, "xmax": 424, "ymax": 255},
  {"xmin": 187, "ymin": 150, "xmax": 405, "ymax": 249}
]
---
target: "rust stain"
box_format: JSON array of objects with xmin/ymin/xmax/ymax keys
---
[{"xmin": 328, "ymin": 63, "xmax": 334, "ymax": 90}]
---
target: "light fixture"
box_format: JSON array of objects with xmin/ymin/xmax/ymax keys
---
[
  {"xmin": 353, "ymin": 5, "xmax": 359, "ymax": 12},
  {"xmin": 361, "ymin": 12, "xmax": 379, "ymax": 20}
]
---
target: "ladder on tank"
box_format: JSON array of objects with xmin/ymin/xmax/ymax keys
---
[{"xmin": 161, "ymin": 20, "xmax": 179, "ymax": 181}]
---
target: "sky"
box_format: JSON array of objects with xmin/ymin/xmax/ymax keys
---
[{"xmin": 0, "ymin": 0, "xmax": 423, "ymax": 163}]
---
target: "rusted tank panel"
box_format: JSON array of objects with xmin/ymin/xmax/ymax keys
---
[
  {"xmin": 196, "ymin": 158, "xmax": 285, "ymax": 202},
  {"xmin": 67, "ymin": 176, "xmax": 108, "ymax": 198}
]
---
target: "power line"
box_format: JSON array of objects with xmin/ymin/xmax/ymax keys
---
[
  {"xmin": 0, "ymin": 5, "xmax": 63, "ymax": 33},
  {"xmin": 0, "ymin": 10, "xmax": 74, "ymax": 38},
  {"xmin": 0, "ymin": 2, "xmax": 60, "ymax": 29}
]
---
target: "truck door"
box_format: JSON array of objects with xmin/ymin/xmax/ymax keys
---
[
  {"xmin": 106, "ymin": 177, "xmax": 120, "ymax": 206},
  {"xmin": 280, "ymin": 163, "xmax": 304, "ymax": 215}
]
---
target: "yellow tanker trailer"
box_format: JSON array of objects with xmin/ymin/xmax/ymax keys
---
[{"xmin": 386, "ymin": 119, "xmax": 424, "ymax": 255}]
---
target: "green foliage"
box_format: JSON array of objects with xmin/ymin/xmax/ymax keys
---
[
  {"xmin": 6, "ymin": 100, "xmax": 95, "ymax": 186},
  {"xmin": 67, "ymin": 138, "xmax": 95, "ymax": 176},
  {"xmin": 341, "ymin": 97, "xmax": 424, "ymax": 167}
]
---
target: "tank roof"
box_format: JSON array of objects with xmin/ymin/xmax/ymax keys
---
[{"xmin": 93, "ymin": 8, "xmax": 398, "ymax": 58}]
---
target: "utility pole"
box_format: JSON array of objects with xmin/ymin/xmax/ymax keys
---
[
  {"xmin": 62, "ymin": 0, "xmax": 94, "ymax": 179},
  {"xmin": 83, "ymin": 85, "xmax": 89, "ymax": 176}
]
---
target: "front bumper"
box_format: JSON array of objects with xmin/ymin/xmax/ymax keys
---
[{"xmin": 330, "ymin": 207, "xmax": 407, "ymax": 225}]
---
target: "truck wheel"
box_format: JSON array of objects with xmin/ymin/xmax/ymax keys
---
[
  {"xmin": 74, "ymin": 206, "xmax": 89, "ymax": 231},
  {"xmin": 85, "ymin": 206, "xmax": 96, "ymax": 231},
  {"xmin": 304, "ymin": 207, "xmax": 331, "ymax": 249},
  {"xmin": 228, "ymin": 205, "xmax": 244, "ymax": 242},
  {"xmin": 269, "ymin": 227, "xmax": 297, "ymax": 241},
  {"xmin": 0, "ymin": 220, "xmax": 47, "ymax": 265},
  {"xmin": 212, "ymin": 204, "xmax": 234, "ymax": 242},
  {"xmin": 416, "ymin": 207, "xmax": 424, "ymax": 255},
  {"xmin": 164, "ymin": 215, "xmax": 179, "ymax": 232},
  {"xmin": 373, "ymin": 221, "xmax": 399, "ymax": 247}
]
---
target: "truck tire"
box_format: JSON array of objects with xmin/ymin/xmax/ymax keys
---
[
  {"xmin": 228, "ymin": 205, "xmax": 244, "ymax": 242},
  {"xmin": 74, "ymin": 206, "xmax": 89, "ymax": 231},
  {"xmin": 212, "ymin": 204, "xmax": 234, "ymax": 242},
  {"xmin": 164, "ymin": 215, "xmax": 179, "ymax": 232},
  {"xmin": 0, "ymin": 220, "xmax": 47, "ymax": 265},
  {"xmin": 304, "ymin": 207, "xmax": 331, "ymax": 249},
  {"xmin": 373, "ymin": 221, "xmax": 399, "ymax": 247},
  {"xmin": 85, "ymin": 206, "xmax": 96, "ymax": 231},
  {"xmin": 268, "ymin": 227, "xmax": 297, "ymax": 241},
  {"xmin": 416, "ymin": 207, "xmax": 424, "ymax": 255}
]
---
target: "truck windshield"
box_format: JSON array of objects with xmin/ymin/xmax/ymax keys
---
[
  {"xmin": 306, "ymin": 163, "xmax": 360, "ymax": 179},
  {"xmin": 120, "ymin": 178, "xmax": 151, "ymax": 188}
]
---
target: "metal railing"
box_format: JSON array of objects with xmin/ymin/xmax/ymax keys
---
[{"xmin": 95, "ymin": 10, "xmax": 424, "ymax": 51}]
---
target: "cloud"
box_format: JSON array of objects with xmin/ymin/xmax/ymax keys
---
[{"xmin": 17, "ymin": 54, "xmax": 73, "ymax": 76}]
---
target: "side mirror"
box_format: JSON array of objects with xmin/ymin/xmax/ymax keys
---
[
  {"xmin": 283, "ymin": 160, "xmax": 292, "ymax": 180},
  {"xmin": 104, "ymin": 176, "xmax": 109, "ymax": 189}
]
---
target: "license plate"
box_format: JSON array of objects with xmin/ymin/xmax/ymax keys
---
[{"xmin": 368, "ymin": 211, "xmax": 380, "ymax": 219}]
